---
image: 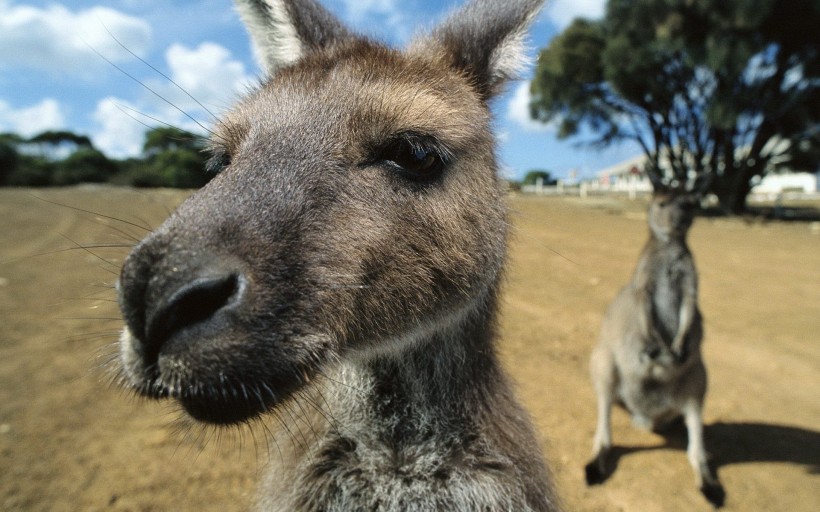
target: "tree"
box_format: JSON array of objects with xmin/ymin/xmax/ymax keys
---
[
  {"xmin": 54, "ymin": 147, "xmax": 119, "ymax": 185},
  {"xmin": 522, "ymin": 169, "xmax": 557, "ymax": 186},
  {"xmin": 147, "ymin": 148, "xmax": 211, "ymax": 188},
  {"xmin": 6, "ymin": 130, "xmax": 98, "ymax": 186},
  {"xmin": 128, "ymin": 126, "xmax": 209, "ymax": 188},
  {"xmin": 0, "ymin": 134, "xmax": 21, "ymax": 185},
  {"xmin": 0, "ymin": 132, "xmax": 53, "ymax": 186},
  {"xmin": 530, "ymin": 0, "xmax": 819, "ymax": 213},
  {"xmin": 131, "ymin": 126, "xmax": 212, "ymax": 188},
  {"xmin": 27, "ymin": 130, "xmax": 93, "ymax": 160},
  {"xmin": 143, "ymin": 126, "xmax": 205, "ymax": 156}
]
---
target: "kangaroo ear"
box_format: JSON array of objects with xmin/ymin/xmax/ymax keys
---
[
  {"xmin": 234, "ymin": 0, "xmax": 352, "ymax": 75},
  {"xmin": 413, "ymin": 0, "xmax": 544, "ymax": 100}
]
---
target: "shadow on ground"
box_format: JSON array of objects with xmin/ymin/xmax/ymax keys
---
[{"xmin": 598, "ymin": 421, "xmax": 820, "ymax": 480}]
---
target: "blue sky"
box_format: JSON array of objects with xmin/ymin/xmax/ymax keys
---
[{"xmin": 0, "ymin": 0, "xmax": 642, "ymax": 181}]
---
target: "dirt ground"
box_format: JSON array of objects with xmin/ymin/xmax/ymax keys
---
[{"xmin": 1, "ymin": 186, "xmax": 818, "ymax": 511}]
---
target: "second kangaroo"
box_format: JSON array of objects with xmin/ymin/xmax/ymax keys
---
[{"xmin": 585, "ymin": 191, "xmax": 725, "ymax": 507}]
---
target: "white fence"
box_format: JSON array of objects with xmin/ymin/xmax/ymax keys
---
[{"xmin": 520, "ymin": 172, "xmax": 819, "ymax": 201}]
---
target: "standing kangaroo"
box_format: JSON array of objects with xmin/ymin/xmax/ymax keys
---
[
  {"xmin": 117, "ymin": 0, "xmax": 559, "ymax": 510},
  {"xmin": 584, "ymin": 191, "xmax": 725, "ymax": 507}
]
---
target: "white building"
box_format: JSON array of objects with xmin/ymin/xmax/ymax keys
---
[
  {"xmin": 750, "ymin": 172, "xmax": 818, "ymax": 195},
  {"xmin": 584, "ymin": 154, "xmax": 818, "ymax": 197},
  {"xmin": 591, "ymin": 154, "xmax": 652, "ymax": 194}
]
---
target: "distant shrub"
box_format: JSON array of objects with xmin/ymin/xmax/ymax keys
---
[
  {"xmin": 6, "ymin": 157, "xmax": 54, "ymax": 187},
  {"xmin": 0, "ymin": 139, "xmax": 19, "ymax": 186},
  {"xmin": 54, "ymin": 148, "xmax": 119, "ymax": 185},
  {"xmin": 0, "ymin": 127, "xmax": 214, "ymax": 189},
  {"xmin": 119, "ymin": 149, "xmax": 210, "ymax": 188},
  {"xmin": 522, "ymin": 170, "xmax": 557, "ymax": 186},
  {"xmin": 149, "ymin": 149, "xmax": 210, "ymax": 188}
]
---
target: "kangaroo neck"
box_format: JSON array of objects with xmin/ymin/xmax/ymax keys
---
[
  {"xmin": 348, "ymin": 291, "xmax": 502, "ymax": 444},
  {"xmin": 632, "ymin": 234, "xmax": 689, "ymax": 287}
]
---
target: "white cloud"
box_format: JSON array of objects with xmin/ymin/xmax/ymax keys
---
[
  {"xmin": 507, "ymin": 81, "xmax": 553, "ymax": 133},
  {"xmin": 155, "ymin": 42, "xmax": 254, "ymax": 119},
  {"xmin": 91, "ymin": 97, "xmax": 146, "ymax": 158},
  {"xmin": 91, "ymin": 43, "xmax": 254, "ymax": 158},
  {"xmin": 0, "ymin": 98, "xmax": 65, "ymax": 137},
  {"xmin": 0, "ymin": 1, "xmax": 151, "ymax": 73},
  {"xmin": 545, "ymin": 0, "xmax": 605, "ymax": 29}
]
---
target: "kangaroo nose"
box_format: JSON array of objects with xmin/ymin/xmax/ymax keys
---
[
  {"xmin": 148, "ymin": 273, "xmax": 241, "ymax": 342},
  {"xmin": 133, "ymin": 272, "xmax": 244, "ymax": 363}
]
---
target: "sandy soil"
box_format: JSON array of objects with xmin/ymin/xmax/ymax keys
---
[{"xmin": 1, "ymin": 186, "xmax": 818, "ymax": 511}]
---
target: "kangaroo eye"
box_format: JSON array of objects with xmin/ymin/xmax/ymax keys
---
[{"xmin": 377, "ymin": 134, "xmax": 447, "ymax": 181}]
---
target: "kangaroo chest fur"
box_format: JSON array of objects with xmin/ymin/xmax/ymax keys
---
[
  {"xmin": 645, "ymin": 244, "xmax": 696, "ymax": 342},
  {"xmin": 256, "ymin": 324, "xmax": 552, "ymax": 512}
]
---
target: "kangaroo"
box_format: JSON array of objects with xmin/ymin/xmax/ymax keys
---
[
  {"xmin": 116, "ymin": 0, "xmax": 559, "ymax": 510},
  {"xmin": 584, "ymin": 190, "xmax": 725, "ymax": 507}
]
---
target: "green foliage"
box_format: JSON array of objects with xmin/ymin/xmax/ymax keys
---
[
  {"xmin": 530, "ymin": 0, "xmax": 820, "ymax": 213},
  {"xmin": 144, "ymin": 148, "xmax": 210, "ymax": 188},
  {"xmin": 121, "ymin": 127, "xmax": 211, "ymax": 188},
  {"xmin": 54, "ymin": 148, "xmax": 119, "ymax": 185},
  {"xmin": 27, "ymin": 130, "xmax": 93, "ymax": 161},
  {"xmin": 7, "ymin": 157, "xmax": 54, "ymax": 187},
  {"xmin": 0, "ymin": 138, "xmax": 19, "ymax": 186},
  {"xmin": 530, "ymin": 20, "xmax": 610, "ymax": 139},
  {"xmin": 0, "ymin": 126, "xmax": 214, "ymax": 189},
  {"xmin": 129, "ymin": 127, "xmax": 210, "ymax": 188},
  {"xmin": 28, "ymin": 130, "xmax": 92, "ymax": 148},
  {"xmin": 0, "ymin": 133, "xmax": 25, "ymax": 145},
  {"xmin": 522, "ymin": 170, "xmax": 557, "ymax": 186},
  {"xmin": 143, "ymin": 126, "xmax": 205, "ymax": 155}
]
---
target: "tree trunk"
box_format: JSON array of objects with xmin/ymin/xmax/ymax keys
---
[
  {"xmin": 725, "ymin": 178, "xmax": 751, "ymax": 215},
  {"xmin": 714, "ymin": 164, "xmax": 759, "ymax": 215}
]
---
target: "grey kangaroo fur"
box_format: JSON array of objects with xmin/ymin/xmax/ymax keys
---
[
  {"xmin": 116, "ymin": 0, "xmax": 559, "ymax": 510},
  {"xmin": 585, "ymin": 190, "xmax": 725, "ymax": 507}
]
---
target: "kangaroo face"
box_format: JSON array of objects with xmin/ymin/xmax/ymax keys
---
[
  {"xmin": 117, "ymin": 40, "xmax": 507, "ymax": 425},
  {"xmin": 648, "ymin": 193, "xmax": 696, "ymax": 240}
]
